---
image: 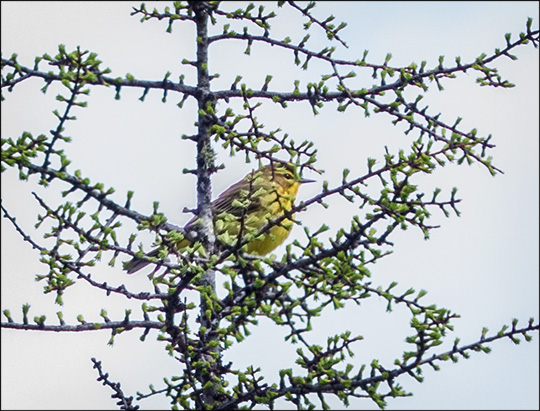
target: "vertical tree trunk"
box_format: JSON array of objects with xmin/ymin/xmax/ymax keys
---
[{"xmin": 191, "ymin": 2, "xmax": 221, "ymax": 408}]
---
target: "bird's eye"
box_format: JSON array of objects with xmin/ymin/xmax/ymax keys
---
[{"xmin": 284, "ymin": 173, "xmax": 294, "ymax": 180}]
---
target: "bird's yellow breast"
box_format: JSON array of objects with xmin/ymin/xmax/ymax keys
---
[{"xmin": 217, "ymin": 180, "xmax": 299, "ymax": 255}]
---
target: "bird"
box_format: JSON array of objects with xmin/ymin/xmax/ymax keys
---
[{"xmin": 124, "ymin": 162, "xmax": 314, "ymax": 274}]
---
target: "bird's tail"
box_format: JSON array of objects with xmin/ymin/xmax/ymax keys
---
[
  {"xmin": 124, "ymin": 234, "xmax": 192, "ymax": 274},
  {"xmin": 124, "ymin": 248, "xmax": 162, "ymax": 274}
]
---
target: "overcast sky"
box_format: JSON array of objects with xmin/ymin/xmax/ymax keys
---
[{"xmin": 1, "ymin": 1, "xmax": 539, "ymax": 410}]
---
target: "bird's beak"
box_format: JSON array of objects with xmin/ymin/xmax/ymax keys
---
[{"xmin": 300, "ymin": 178, "xmax": 315, "ymax": 184}]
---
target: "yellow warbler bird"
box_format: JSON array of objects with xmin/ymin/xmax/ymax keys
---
[{"xmin": 125, "ymin": 162, "xmax": 314, "ymax": 274}]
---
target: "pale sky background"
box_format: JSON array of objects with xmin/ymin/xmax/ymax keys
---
[{"xmin": 1, "ymin": 1, "xmax": 539, "ymax": 410}]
